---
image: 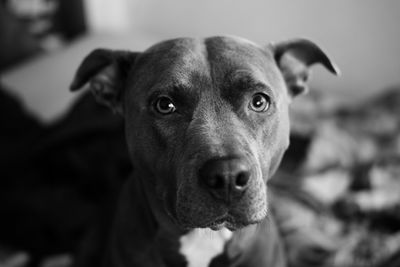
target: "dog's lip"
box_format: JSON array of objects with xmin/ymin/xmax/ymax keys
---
[
  {"xmin": 176, "ymin": 213, "xmax": 229, "ymax": 230},
  {"xmin": 208, "ymin": 216, "xmax": 229, "ymax": 229},
  {"xmin": 178, "ymin": 215, "xmax": 262, "ymax": 231},
  {"xmin": 204, "ymin": 214, "xmax": 262, "ymax": 231},
  {"xmin": 197, "ymin": 214, "xmax": 228, "ymax": 228}
]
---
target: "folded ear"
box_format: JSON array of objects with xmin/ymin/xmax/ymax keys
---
[
  {"xmin": 271, "ymin": 39, "xmax": 340, "ymax": 98},
  {"xmin": 70, "ymin": 49, "xmax": 139, "ymax": 114}
]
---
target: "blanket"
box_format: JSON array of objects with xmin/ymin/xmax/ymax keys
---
[{"xmin": 271, "ymin": 86, "xmax": 400, "ymax": 267}]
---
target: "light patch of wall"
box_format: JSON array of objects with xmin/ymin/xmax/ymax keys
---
[
  {"xmin": 120, "ymin": 0, "xmax": 400, "ymax": 102},
  {"xmin": 84, "ymin": 0, "xmax": 132, "ymax": 33}
]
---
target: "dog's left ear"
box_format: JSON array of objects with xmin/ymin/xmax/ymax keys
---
[
  {"xmin": 271, "ymin": 39, "xmax": 340, "ymax": 98},
  {"xmin": 70, "ymin": 49, "xmax": 139, "ymax": 114}
]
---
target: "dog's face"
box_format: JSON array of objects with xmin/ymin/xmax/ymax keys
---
[{"xmin": 71, "ymin": 36, "xmax": 338, "ymax": 230}]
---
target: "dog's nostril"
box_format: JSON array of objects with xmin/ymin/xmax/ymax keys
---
[
  {"xmin": 235, "ymin": 172, "xmax": 250, "ymax": 189},
  {"xmin": 207, "ymin": 174, "xmax": 225, "ymax": 189}
]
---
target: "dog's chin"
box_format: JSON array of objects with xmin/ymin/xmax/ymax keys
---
[
  {"xmin": 178, "ymin": 214, "xmax": 264, "ymax": 232},
  {"xmin": 207, "ymin": 218, "xmax": 260, "ymax": 231}
]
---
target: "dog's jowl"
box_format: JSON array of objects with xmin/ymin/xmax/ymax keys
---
[{"xmin": 71, "ymin": 36, "xmax": 338, "ymax": 267}]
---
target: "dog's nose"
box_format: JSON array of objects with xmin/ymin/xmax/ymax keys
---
[{"xmin": 199, "ymin": 157, "xmax": 251, "ymax": 202}]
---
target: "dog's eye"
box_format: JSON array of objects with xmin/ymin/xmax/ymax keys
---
[
  {"xmin": 155, "ymin": 96, "xmax": 176, "ymax": 115},
  {"xmin": 249, "ymin": 93, "xmax": 270, "ymax": 112}
]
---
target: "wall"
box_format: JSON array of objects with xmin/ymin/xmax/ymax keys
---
[{"xmin": 85, "ymin": 0, "xmax": 400, "ymax": 102}]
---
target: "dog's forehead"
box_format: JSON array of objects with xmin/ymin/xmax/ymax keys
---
[
  {"xmin": 131, "ymin": 38, "xmax": 209, "ymax": 89},
  {"xmin": 139, "ymin": 36, "xmax": 280, "ymax": 79},
  {"xmin": 139, "ymin": 37, "xmax": 206, "ymax": 70},
  {"xmin": 204, "ymin": 36, "xmax": 273, "ymax": 68},
  {"xmin": 203, "ymin": 36, "xmax": 284, "ymax": 90},
  {"xmin": 129, "ymin": 36, "xmax": 286, "ymax": 102}
]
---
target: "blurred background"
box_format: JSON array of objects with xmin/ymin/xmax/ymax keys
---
[
  {"xmin": 1, "ymin": 1, "xmax": 400, "ymax": 267},
  {"xmin": 1, "ymin": 0, "xmax": 400, "ymax": 121}
]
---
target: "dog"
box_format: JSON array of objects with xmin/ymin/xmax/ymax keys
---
[{"xmin": 70, "ymin": 36, "xmax": 338, "ymax": 267}]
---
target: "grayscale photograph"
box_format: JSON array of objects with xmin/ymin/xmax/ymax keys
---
[{"xmin": 0, "ymin": 1, "xmax": 399, "ymax": 267}]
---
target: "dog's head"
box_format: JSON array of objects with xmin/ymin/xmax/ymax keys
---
[{"xmin": 71, "ymin": 36, "xmax": 338, "ymax": 230}]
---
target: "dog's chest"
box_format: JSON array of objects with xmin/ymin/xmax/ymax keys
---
[{"xmin": 178, "ymin": 228, "xmax": 233, "ymax": 267}]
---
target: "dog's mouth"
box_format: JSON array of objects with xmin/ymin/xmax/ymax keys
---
[
  {"xmin": 185, "ymin": 213, "xmax": 262, "ymax": 231},
  {"xmin": 206, "ymin": 215, "xmax": 231, "ymax": 230}
]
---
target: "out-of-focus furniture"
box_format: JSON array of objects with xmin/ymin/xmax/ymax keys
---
[{"xmin": 1, "ymin": 34, "xmax": 158, "ymax": 123}]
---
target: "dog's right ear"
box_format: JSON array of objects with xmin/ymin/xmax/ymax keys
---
[{"xmin": 70, "ymin": 49, "xmax": 139, "ymax": 114}]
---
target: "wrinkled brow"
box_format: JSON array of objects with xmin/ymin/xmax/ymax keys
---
[
  {"xmin": 228, "ymin": 70, "xmax": 272, "ymax": 94},
  {"xmin": 148, "ymin": 81, "xmax": 200, "ymax": 108},
  {"xmin": 220, "ymin": 70, "xmax": 273, "ymax": 107}
]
